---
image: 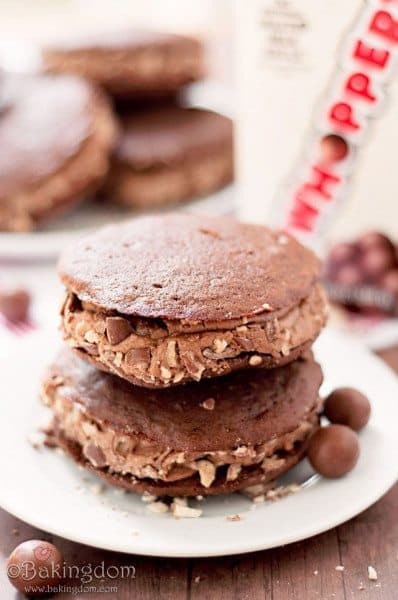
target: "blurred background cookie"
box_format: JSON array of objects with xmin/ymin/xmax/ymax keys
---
[
  {"xmin": 324, "ymin": 231, "xmax": 398, "ymax": 317},
  {"xmin": 41, "ymin": 29, "xmax": 205, "ymax": 99},
  {"xmin": 0, "ymin": 74, "xmax": 117, "ymax": 231},
  {"xmin": 101, "ymin": 105, "xmax": 234, "ymax": 209}
]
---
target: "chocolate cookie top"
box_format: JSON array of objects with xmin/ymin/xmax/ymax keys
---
[
  {"xmin": 43, "ymin": 28, "xmax": 201, "ymax": 54},
  {"xmin": 47, "ymin": 349, "xmax": 322, "ymax": 452},
  {"xmin": 58, "ymin": 214, "xmax": 321, "ymax": 321},
  {"xmin": 115, "ymin": 107, "xmax": 233, "ymax": 169},
  {"xmin": 0, "ymin": 74, "xmax": 94, "ymax": 199}
]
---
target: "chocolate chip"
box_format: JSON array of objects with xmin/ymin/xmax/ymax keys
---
[
  {"xmin": 83, "ymin": 442, "xmax": 107, "ymax": 468},
  {"xmin": 181, "ymin": 352, "xmax": 205, "ymax": 379},
  {"xmin": 236, "ymin": 336, "xmax": 255, "ymax": 351},
  {"xmin": 80, "ymin": 342, "xmax": 99, "ymax": 356},
  {"xmin": 125, "ymin": 348, "xmax": 151, "ymax": 368},
  {"xmin": 67, "ymin": 292, "xmax": 82, "ymax": 312},
  {"xmin": 106, "ymin": 316, "xmax": 132, "ymax": 345},
  {"xmin": 135, "ymin": 319, "xmax": 167, "ymax": 339},
  {"xmin": 112, "ymin": 436, "xmax": 132, "ymax": 457},
  {"xmin": 324, "ymin": 387, "xmax": 371, "ymax": 431}
]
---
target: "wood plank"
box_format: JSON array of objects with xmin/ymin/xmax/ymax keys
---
[
  {"xmin": 190, "ymin": 556, "xmax": 236, "ymax": 600},
  {"xmin": 0, "ymin": 509, "xmax": 189, "ymax": 599},
  {"xmin": 268, "ymin": 529, "xmax": 346, "ymax": 600},
  {"xmin": 336, "ymin": 485, "xmax": 398, "ymax": 600}
]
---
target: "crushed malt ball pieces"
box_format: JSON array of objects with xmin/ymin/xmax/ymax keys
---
[
  {"xmin": 367, "ymin": 566, "xmax": 378, "ymax": 581},
  {"xmin": 89, "ymin": 483, "xmax": 105, "ymax": 495},
  {"xmin": 200, "ymin": 398, "xmax": 215, "ymax": 410},
  {"xmin": 226, "ymin": 514, "xmax": 242, "ymax": 522},
  {"xmin": 84, "ymin": 329, "xmax": 99, "ymax": 344},
  {"xmin": 113, "ymin": 352, "xmax": 123, "ymax": 368},
  {"xmin": 160, "ymin": 366, "xmax": 172, "ymax": 380},
  {"xmin": 249, "ymin": 355, "xmax": 263, "ymax": 366},
  {"xmin": 141, "ymin": 491, "xmax": 157, "ymax": 503},
  {"xmin": 27, "ymin": 431, "xmax": 46, "ymax": 449},
  {"xmin": 173, "ymin": 497, "xmax": 188, "ymax": 507},
  {"xmin": 213, "ymin": 338, "xmax": 228, "ymax": 353},
  {"xmin": 171, "ymin": 502, "xmax": 202, "ymax": 519},
  {"xmin": 226, "ymin": 463, "xmax": 242, "ymax": 481},
  {"xmin": 197, "ymin": 459, "xmax": 216, "ymax": 488},
  {"xmin": 148, "ymin": 501, "xmax": 169, "ymax": 514}
]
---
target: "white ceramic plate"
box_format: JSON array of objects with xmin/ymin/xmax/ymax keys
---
[{"xmin": 0, "ymin": 327, "xmax": 397, "ymax": 557}]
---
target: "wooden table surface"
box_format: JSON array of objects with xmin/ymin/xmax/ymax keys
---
[{"xmin": 0, "ymin": 347, "xmax": 397, "ymax": 600}]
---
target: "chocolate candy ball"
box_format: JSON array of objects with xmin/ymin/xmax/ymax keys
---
[
  {"xmin": 324, "ymin": 387, "xmax": 371, "ymax": 431},
  {"xmin": 358, "ymin": 231, "xmax": 394, "ymax": 252},
  {"xmin": 320, "ymin": 134, "xmax": 348, "ymax": 162},
  {"xmin": 7, "ymin": 540, "xmax": 64, "ymax": 596},
  {"xmin": 361, "ymin": 246, "xmax": 395, "ymax": 280},
  {"xmin": 328, "ymin": 242, "xmax": 358, "ymax": 266},
  {"xmin": 380, "ymin": 269, "xmax": 398, "ymax": 295},
  {"xmin": 307, "ymin": 425, "xmax": 360, "ymax": 478},
  {"xmin": 0, "ymin": 288, "xmax": 30, "ymax": 323},
  {"xmin": 334, "ymin": 263, "xmax": 362, "ymax": 286}
]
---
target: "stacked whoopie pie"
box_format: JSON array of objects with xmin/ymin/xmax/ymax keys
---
[{"xmin": 41, "ymin": 213, "xmax": 328, "ymax": 499}]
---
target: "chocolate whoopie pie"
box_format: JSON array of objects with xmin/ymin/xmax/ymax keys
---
[
  {"xmin": 42, "ymin": 349, "xmax": 323, "ymax": 496},
  {"xmin": 42, "ymin": 29, "xmax": 205, "ymax": 99},
  {"xmin": 0, "ymin": 74, "xmax": 117, "ymax": 232},
  {"xmin": 58, "ymin": 213, "xmax": 328, "ymax": 388},
  {"xmin": 101, "ymin": 106, "xmax": 234, "ymax": 208}
]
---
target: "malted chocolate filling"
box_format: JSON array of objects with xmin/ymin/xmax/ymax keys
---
[{"xmin": 61, "ymin": 283, "xmax": 327, "ymax": 388}]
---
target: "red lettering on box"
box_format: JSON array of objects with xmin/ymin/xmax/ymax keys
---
[
  {"xmin": 353, "ymin": 40, "xmax": 390, "ymax": 67},
  {"xmin": 329, "ymin": 102, "xmax": 360, "ymax": 131},
  {"xmin": 369, "ymin": 10, "xmax": 398, "ymax": 43},
  {"xmin": 303, "ymin": 166, "xmax": 340, "ymax": 201},
  {"xmin": 288, "ymin": 196, "xmax": 320, "ymax": 232}
]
